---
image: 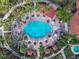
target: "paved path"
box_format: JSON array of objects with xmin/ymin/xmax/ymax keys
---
[{"xmin": 2, "ymin": 1, "xmax": 27, "ymax": 20}]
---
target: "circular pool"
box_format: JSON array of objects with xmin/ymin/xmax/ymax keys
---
[
  {"xmin": 23, "ymin": 20, "xmax": 53, "ymax": 39},
  {"xmin": 71, "ymin": 45, "xmax": 79, "ymax": 55},
  {"xmin": 73, "ymin": 45, "xmax": 79, "ymax": 52}
]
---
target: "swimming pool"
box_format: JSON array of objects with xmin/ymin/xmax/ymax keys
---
[
  {"xmin": 23, "ymin": 20, "xmax": 53, "ymax": 39},
  {"xmin": 71, "ymin": 45, "xmax": 79, "ymax": 55},
  {"xmin": 73, "ymin": 45, "xmax": 79, "ymax": 52}
]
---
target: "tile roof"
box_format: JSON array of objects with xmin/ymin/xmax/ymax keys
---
[{"xmin": 70, "ymin": 0, "xmax": 79, "ymax": 35}]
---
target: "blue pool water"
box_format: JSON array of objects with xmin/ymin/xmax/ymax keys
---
[
  {"xmin": 73, "ymin": 45, "xmax": 79, "ymax": 52},
  {"xmin": 23, "ymin": 20, "xmax": 52, "ymax": 39}
]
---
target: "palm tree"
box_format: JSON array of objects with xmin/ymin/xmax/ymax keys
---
[
  {"xmin": 56, "ymin": 7, "xmax": 73, "ymax": 23},
  {"xmin": 39, "ymin": 45, "xmax": 44, "ymax": 52},
  {"xmin": 39, "ymin": 44, "xmax": 45, "ymax": 56},
  {"xmin": 59, "ymin": 32, "xmax": 78, "ymax": 47}
]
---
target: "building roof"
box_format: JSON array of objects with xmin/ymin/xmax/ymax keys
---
[
  {"xmin": 70, "ymin": 11, "xmax": 79, "ymax": 34},
  {"xmin": 70, "ymin": 0, "xmax": 79, "ymax": 35},
  {"xmin": 45, "ymin": 7, "xmax": 56, "ymax": 18},
  {"xmin": 76, "ymin": 0, "xmax": 79, "ymax": 9},
  {"xmin": 39, "ymin": 3, "xmax": 56, "ymax": 18}
]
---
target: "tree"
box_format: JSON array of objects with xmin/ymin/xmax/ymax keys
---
[
  {"xmin": 48, "ymin": 0, "xmax": 68, "ymax": 6},
  {"xmin": 59, "ymin": 32, "xmax": 78, "ymax": 46},
  {"xmin": 56, "ymin": 7, "xmax": 72, "ymax": 23},
  {"xmin": 39, "ymin": 45, "xmax": 44, "ymax": 52},
  {"xmin": 0, "ymin": 0, "xmax": 9, "ymax": 5}
]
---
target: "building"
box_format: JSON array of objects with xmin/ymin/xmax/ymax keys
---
[{"xmin": 70, "ymin": 0, "xmax": 79, "ymax": 39}]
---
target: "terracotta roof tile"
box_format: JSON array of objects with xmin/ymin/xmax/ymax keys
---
[
  {"xmin": 76, "ymin": 0, "xmax": 79, "ymax": 9},
  {"xmin": 70, "ymin": 11, "xmax": 79, "ymax": 34}
]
